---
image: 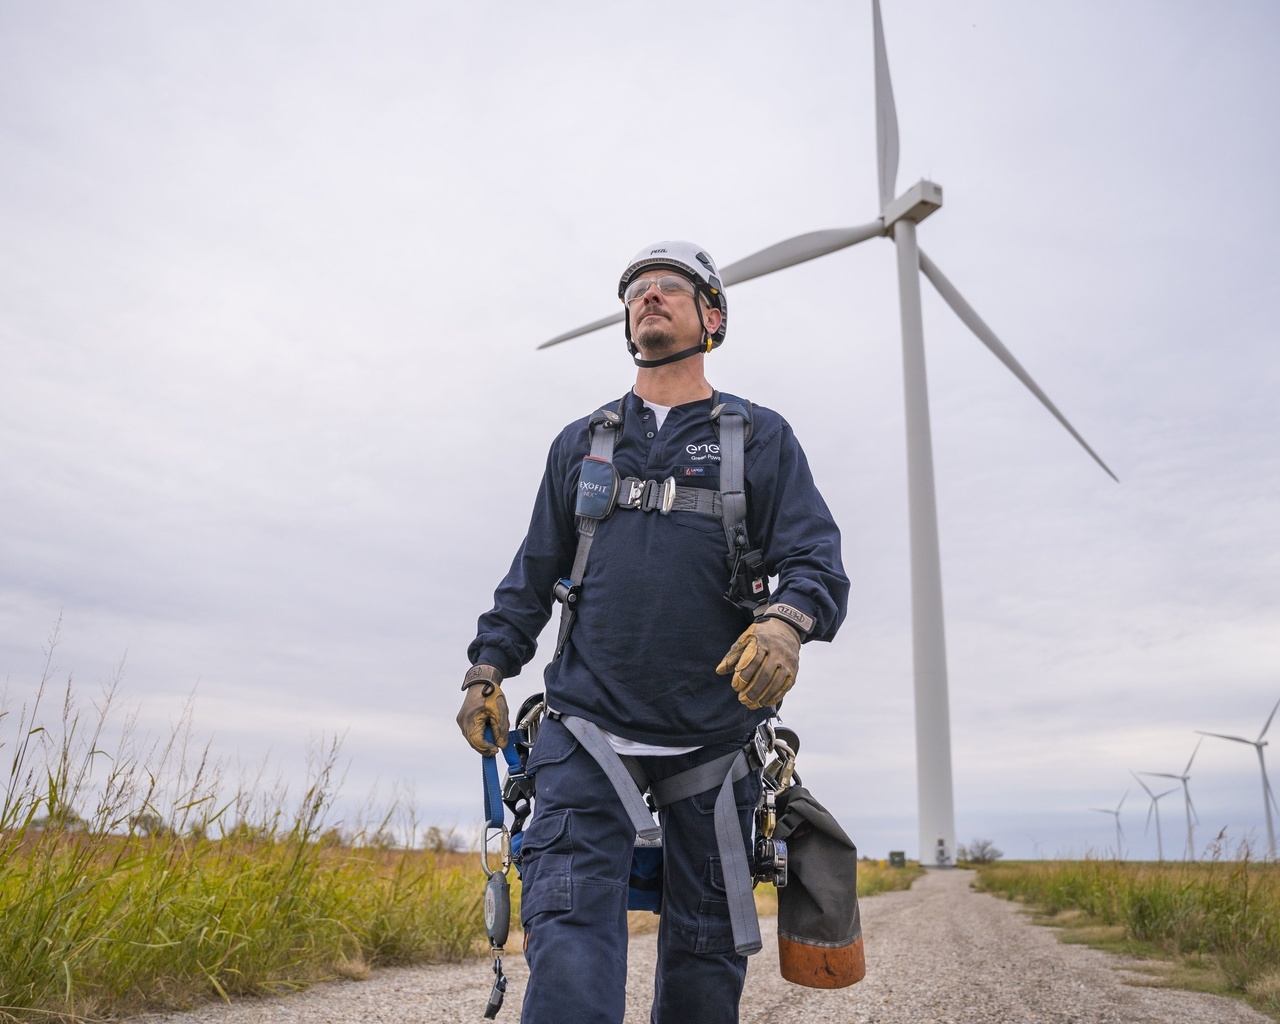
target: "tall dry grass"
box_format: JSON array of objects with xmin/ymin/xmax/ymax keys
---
[{"xmin": 0, "ymin": 630, "xmax": 483, "ymax": 1023}]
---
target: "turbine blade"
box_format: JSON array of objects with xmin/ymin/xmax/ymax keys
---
[
  {"xmin": 1141, "ymin": 772, "xmax": 1181, "ymax": 781},
  {"xmin": 1185, "ymin": 736, "xmax": 1203, "ymax": 775},
  {"xmin": 1145, "ymin": 801, "xmax": 1154, "ymax": 835},
  {"xmin": 1196, "ymin": 730, "xmax": 1254, "ymax": 746},
  {"xmin": 872, "ymin": 0, "xmax": 900, "ymax": 209},
  {"xmin": 1186, "ymin": 788, "xmax": 1199, "ymax": 825},
  {"xmin": 718, "ymin": 223, "xmax": 885, "ymax": 288},
  {"xmin": 917, "ymin": 250, "xmax": 1119, "ymax": 482},
  {"xmin": 1131, "ymin": 770, "xmax": 1155, "ymax": 798},
  {"xmin": 1259, "ymin": 695, "xmax": 1280, "ymax": 742},
  {"xmin": 537, "ymin": 310, "xmax": 626, "ymax": 350},
  {"xmin": 1117, "ymin": 789, "xmax": 1129, "ymax": 813},
  {"xmin": 1089, "ymin": 808, "xmax": 1113, "ymax": 815}
]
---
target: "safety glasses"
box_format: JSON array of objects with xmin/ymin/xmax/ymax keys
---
[{"xmin": 622, "ymin": 274, "xmax": 697, "ymax": 305}]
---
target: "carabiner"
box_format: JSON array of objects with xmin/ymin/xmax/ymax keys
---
[{"xmin": 481, "ymin": 825, "xmax": 511, "ymax": 879}]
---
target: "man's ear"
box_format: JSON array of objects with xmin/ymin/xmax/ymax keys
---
[{"xmin": 702, "ymin": 304, "xmax": 723, "ymax": 336}]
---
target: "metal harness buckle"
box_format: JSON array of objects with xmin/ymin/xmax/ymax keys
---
[
  {"xmin": 619, "ymin": 478, "xmax": 645, "ymax": 509},
  {"xmin": 618, "ymin": 476, "xmax": 677, "ymax": 514}
]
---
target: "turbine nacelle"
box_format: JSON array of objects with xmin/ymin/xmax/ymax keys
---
[{"xmin": 882, "ymin": 179, "xmax": 943, "ymax": 230}]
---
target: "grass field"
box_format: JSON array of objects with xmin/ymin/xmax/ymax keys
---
[
  {"xmin": 974, "ymin": 856, "xmax": 1280, "ymax": 1020},
  {"xmin": 1, "ymin": 640, "xmax": 916, "ymax": 1023}
]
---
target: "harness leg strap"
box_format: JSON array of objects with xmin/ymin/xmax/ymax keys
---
[
  {"xmin": 560, "ymin": 715, "xmax": 661, "ymax": 843},
  {"xmin": 650, "ymin": 749, "xmax": 763, "ymax": 956}
]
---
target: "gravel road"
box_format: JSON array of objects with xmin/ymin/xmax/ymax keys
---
[{"xmin": 140, "ymin": 868, "xmax": 1269, "ymax": 1023}]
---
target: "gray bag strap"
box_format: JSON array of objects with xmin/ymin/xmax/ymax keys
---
[
  {"xmin": 559, "ymin": 715, "xmax": 661, "ymax": 843},
  {"xmin": 650, "ymin": 748, "xmax": 763, "ymax": 956}
]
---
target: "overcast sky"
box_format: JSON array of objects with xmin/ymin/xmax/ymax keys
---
[{"xmin": 2, "ymin": 0, "xmax": 1278, "ymax": 862}]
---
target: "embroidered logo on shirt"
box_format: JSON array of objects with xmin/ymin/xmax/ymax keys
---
[
  {"xmin": 685, "ymin": 443, "xmax": 720, "ymax": 463},
  {"xmin": 683, "ymin": 466, "xmax": 706, "ymax": 477}
]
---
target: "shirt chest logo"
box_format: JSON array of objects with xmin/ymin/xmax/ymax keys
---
[{"xmin": 685, "ymin": 442, "xmax": 720, "ymax": 463}]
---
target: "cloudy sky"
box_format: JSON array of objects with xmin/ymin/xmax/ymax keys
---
[{"xmin": 2, "ymin": 0, "xmax": 1277, "ymax": 862}]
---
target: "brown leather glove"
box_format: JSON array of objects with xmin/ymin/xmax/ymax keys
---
[
  {"xmin": 715, "ymin": 617, "xmax": 801, "ymax": 710},
  {"xmin": 457, "ymin": 664, "xmax": 509, "ymax": 755}
]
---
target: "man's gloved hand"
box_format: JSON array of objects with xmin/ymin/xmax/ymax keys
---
[
  {"xmin": 716, "ymin": 617, "xmax": 801, "ymax": 710},
  {"xmin": 457, "ymin": 664, "xmax": 509, "ymax": 755}
]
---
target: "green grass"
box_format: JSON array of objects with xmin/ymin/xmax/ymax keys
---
[{"xmin": 973, "ymin": 856, "xmax": 1280, "ymax": 1020}]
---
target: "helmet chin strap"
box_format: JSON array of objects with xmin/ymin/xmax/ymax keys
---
[
  {"xmin": 633, "ymin": 343, "xmax": 707, "ymax": 368},
  {"xmin": 630, "ymin": 296, "xmax": 713, "ymax": 368}
]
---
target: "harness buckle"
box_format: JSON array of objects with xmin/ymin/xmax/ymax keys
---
[
  {"xmin": 619, "ymin": 477, "xmax": 645, "ymax": 509},
  {"xmin": 552, "ymin": 578, "xmax": 581, "ymax": 607},
  {"xmin": 658, "ymin": 476, "xmax": 676, "ymax": 514},
  {"xmin": 618, "ymin": 476, "xmax": 677, "ymax": 514}
]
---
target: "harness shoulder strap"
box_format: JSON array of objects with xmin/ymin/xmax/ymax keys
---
[
  {"xmin": 552, "ymin": 396, "xmax": 627, "ymax": 660},
  {"xmin": 710, "ymin": 391, "xmax": 769, "ymax": 612}
]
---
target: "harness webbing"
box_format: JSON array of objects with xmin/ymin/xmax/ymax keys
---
[
  {"xmin": 559, "ymin": 715, "xmax": 661, "ymax": 843},
  {"xmin": 562, "ymin": 715, "xmax": 764, "ymax": 956},
  {"xmin": 650, "ymin": 748, "xmax": 762, "ymax": 955}
]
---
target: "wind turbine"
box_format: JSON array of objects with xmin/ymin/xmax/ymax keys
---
[
  {"xmin": 538, "ymin": 1, "xmax": 1116, "ymax": 866},
  {"xmin": 1132, "ymin": 771, "xmax": 1178, "ymax": 863},
  {"xmin": 1138, "ymin": 738, "xmax": 1201, "ymax": 861},
  {"xmin": 1197, "ymin": 696, "xmax": 1280, "ymax": 860},
  {"xmin": 1089, "ymin": 790, "xmax": 1127, "ymax": 860}
]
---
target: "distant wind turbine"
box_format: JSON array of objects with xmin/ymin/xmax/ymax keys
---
[
  {"xmin": 1138, "ymin": 738, "xmax": 1201, "ymax": 861},
  {"xmin": 1197, "ymin": 696, "xmax": 1280, "ymax": 860},
  {"xmin": 1132, "ymin": 771, "xmax": 1179, "ymax": 863},
  {"xmin": 1090, "ymin": 790, "xmax": 1127, "ymax": 860},
  {"xmin": 539, "ymin": 0, "xmax": 1116, "ymax": 868}
]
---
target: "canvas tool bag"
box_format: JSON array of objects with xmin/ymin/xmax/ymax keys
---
[{"xmin": 773, "ymin": 784, "xmax": 866, "ymax": 988}]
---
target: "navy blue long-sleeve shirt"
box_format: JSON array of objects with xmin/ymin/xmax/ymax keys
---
[{"xmin": 469, "ymin": 390, "xmax": 848, "ymax": 747}]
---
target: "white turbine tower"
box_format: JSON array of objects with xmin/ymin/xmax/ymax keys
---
[
  {"xmin": 1132, "ymin": 770, "xmax": 1178, "ymax": 863},
  {"xmin": 1197, "ymin": 696, "xmax": 1280, "ymax": 860},
  {"xmin": 1138, "ymin": 738, "xmax": 1202, "ymax": 861},
  {"xmin": 1089, "ymin": 790, "xmax": 1127, "ymax": 860},
  {"xmin": 538, "ymin": 1, "xmax": 1116, "ymax": 866}
]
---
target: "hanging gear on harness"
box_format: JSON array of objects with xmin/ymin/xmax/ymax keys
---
[
  {"xmin": 477, "ymin": 708, "xmax": 864, "ymax": 1008},
  {"xmin": 476, "ymin": 693, "xmax": 544, "ymax": 1020}
]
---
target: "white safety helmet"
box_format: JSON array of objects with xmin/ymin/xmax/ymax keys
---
[{"xmin": 618, "ymin": 240, "xmax": 728, "ymax": 365}]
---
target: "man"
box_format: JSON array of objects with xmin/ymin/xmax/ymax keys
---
[{"xmin": 457, "ymin": 241, "xmax": 848, "ymax": 1024}]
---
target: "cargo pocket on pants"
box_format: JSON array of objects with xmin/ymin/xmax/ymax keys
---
[
  {"xmin": 518, "ymin": 807, "xmax": 573, "ymax": 924},
  {"xmin": 695, "ymin": 855, "xmax": 735, "ymax": 953}
]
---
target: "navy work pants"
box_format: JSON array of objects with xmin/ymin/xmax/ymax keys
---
[{"xmin": 518, "ymin": 716, "xmax": 761, "ymax": 1024}]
